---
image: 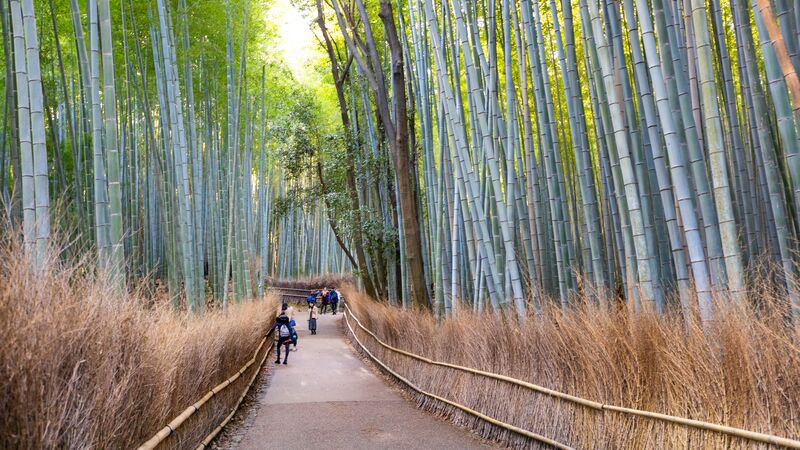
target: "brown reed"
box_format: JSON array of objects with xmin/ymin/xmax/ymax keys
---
[
  {"xmin": 0, "ymin": 240, "xmax": 277, "ymax": 449},
  {"xmin": 342, "ymin": 284, "xmax": 800, "ymax": 449},
  {"xmin": 267, "ymin": 273, "xmax": 355, "ymax": 290}
]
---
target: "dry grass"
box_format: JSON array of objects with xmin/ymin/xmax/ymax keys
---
[
  {"xmin": 342, "ymin": 285, "xmax": 800, "ymax": 449},
  {"xmin": 0, "ymin": 240, "xmax": 277, "ymax": 449},
  {"xmin": 267, "ymin": 273, "xmax": 355, "ymax": 290}
]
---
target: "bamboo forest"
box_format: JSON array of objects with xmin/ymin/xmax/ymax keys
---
[{"xmin": 2, "ymin": 0, "xmax": 800, "ymax": 448}]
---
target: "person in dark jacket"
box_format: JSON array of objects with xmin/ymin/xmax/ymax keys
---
[
  {"xmin": 329, "ymin": 288, "xmax": 340, "ymax": 315},
  {"xmin": 307, "ymin": 290, "xmax": 320, "ymax": 309},
  {"xmin": 271, "ymin": 304, "xmax": 293, "ymax": 364}
]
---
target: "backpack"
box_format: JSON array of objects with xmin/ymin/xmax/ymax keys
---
[{"xmin": 279, "ymin": 324, "xmax": 290, "ymax": 338}]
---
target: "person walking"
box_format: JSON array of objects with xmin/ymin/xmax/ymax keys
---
[
  {"xmin": 275, "ymin": 302, "xmax": 298, "ymax": 350},
  {"xmin": 271, "ymin": 305, "xmax": 293, "ymax": 365},
  {"xmin": 329, "ymin": 288, "xmax": 340, "ymax": 315},
  {"xmin": 308, "ymin": 302, "xmax": 318, "ymax": 335},
  {"xmin": 320, "ymin": 287, "xmax": 330, "ymax": 314}
]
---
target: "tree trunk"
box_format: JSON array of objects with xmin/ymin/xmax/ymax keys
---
[
  {"xmin": 379, "ymin": 0, "xmax": 430, "ymax": 309},
  {"xmin": 315, "ymin": 0, "xmax": 380, "ymax": 300}
]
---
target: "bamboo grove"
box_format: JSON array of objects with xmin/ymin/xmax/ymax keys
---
[
  {"xmin": 307, "ymin": 0, "xmax": 800, "ymax": 325},
  {"xmin": 0, "ymin": 0, "xmax": 350, "ymax": 311},
  {"xmin": 2, "ymin": 0, "xmax": 800, "ymax": 326}
]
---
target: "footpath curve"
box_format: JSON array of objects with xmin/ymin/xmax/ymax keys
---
[{"xmin": 234, "ymin": 312, "xmax": 492, "ymax": 450}]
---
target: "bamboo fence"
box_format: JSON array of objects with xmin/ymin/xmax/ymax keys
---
[
  {"xmin": 137, "ymin": 329, "xmax": 275, "ymax": 450},
  {"xmin": 343, "ymin": 304, "xmax": 800, "ymax": 449}
]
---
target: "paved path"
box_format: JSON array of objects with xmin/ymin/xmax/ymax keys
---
[{"xmin": 236, "ymin": 311, "xmax": 492, "ymax": 450}]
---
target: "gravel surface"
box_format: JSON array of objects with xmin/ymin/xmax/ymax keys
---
[{"xmin": 212, "ymin": 311, "xmax": 494, "ymax": 450}]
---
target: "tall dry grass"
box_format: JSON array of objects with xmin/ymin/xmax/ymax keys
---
[
  {"xmin": 267, "ymin": 273, "xmax": 355, "ymax": 290},
  {"xmin": 342, "ymin": 286, "xmax": 800, "ymax": 449},
  {"xmin": 0, "ymin": 241, "xmax": 276, "ymax": 449}
]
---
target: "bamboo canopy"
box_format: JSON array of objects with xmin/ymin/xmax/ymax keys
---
[{"xmin": 1, "ymin": 0, "xmax": 800, "ymax": 324}]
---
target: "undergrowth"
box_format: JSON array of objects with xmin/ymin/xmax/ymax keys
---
[
  {"xmin": 342, "ymin": 285, "xmax": 800, "ymax": 449},
  {"xmin": 0, "ymin": 240, "xmax": 276, "ymax": 449},
  {"xmin": 267, "ymin": 273, "xmax": 354, "ymax": 290}
]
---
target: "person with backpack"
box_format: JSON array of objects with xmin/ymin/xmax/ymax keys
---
[
  {"xmin": 308, "ymin": 302, "xmax": 318, "ymax": 335},
  {"xmin": 306, "ymin": 290, "xmax": 319, "ymax": 308},
  {"xmin": 271, "ymin": 306, "xmax": 293, "ymax": 365},
  {"xmin": 329, "ymin": 288, "xmax": 340, "ymax": 315}
]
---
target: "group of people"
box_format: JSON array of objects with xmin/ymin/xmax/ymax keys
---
[
  {"xmin": 306, "ymin": 287, "xmax": 340, "ymax": 315},
  {"xmin": 269, "ymin": 287, "xmax": 342, "ymax": 365},
  {"xmin": 305, "ymin": 287, "xmax": 339, "ymax": 335}
]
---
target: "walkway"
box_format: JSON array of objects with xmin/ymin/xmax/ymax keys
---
[{"xmin": 236, "ymin": 311, "xmax": 492, "ymax": 450}]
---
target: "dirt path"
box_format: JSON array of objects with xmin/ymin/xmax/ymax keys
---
[{"xmin": 234, "ymin": 310, "xmax": 492, "ymax": 450}]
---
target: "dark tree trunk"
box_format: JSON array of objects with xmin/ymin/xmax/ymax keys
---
[
  {"xmin": 329, "ymin": 0, "xmax": 430, "ymax": 308},
  {"xmin": 315, "ymin": 0, "xmax": 379, "ymax": 299},
  {"xmin": 378, "ymin": 0, "xmax": 430, "ymax": 309},
  {"xmin": 315, "ymin": 160, "xmax": 359, "ymax": 271}
]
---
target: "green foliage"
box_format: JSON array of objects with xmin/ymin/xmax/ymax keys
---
[{"xmin": 272, "ymin": 89, "xmax": 320, "ymax": 179}]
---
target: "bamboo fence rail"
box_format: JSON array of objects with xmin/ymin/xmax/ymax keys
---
[
  {"xmin": 342, "ymin": 307, "xmax": 572, "ymax": 450},
  {"xmin": 343, "ymin": 304, "xmax": 800, "ymax": 449},
  {"xmin": 137, "ymin": 329, "xmax": 275, "ymax": 450},
  {"xmin": 195, "ymin": 331, "xmax": 274, "ymax": 450}
]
